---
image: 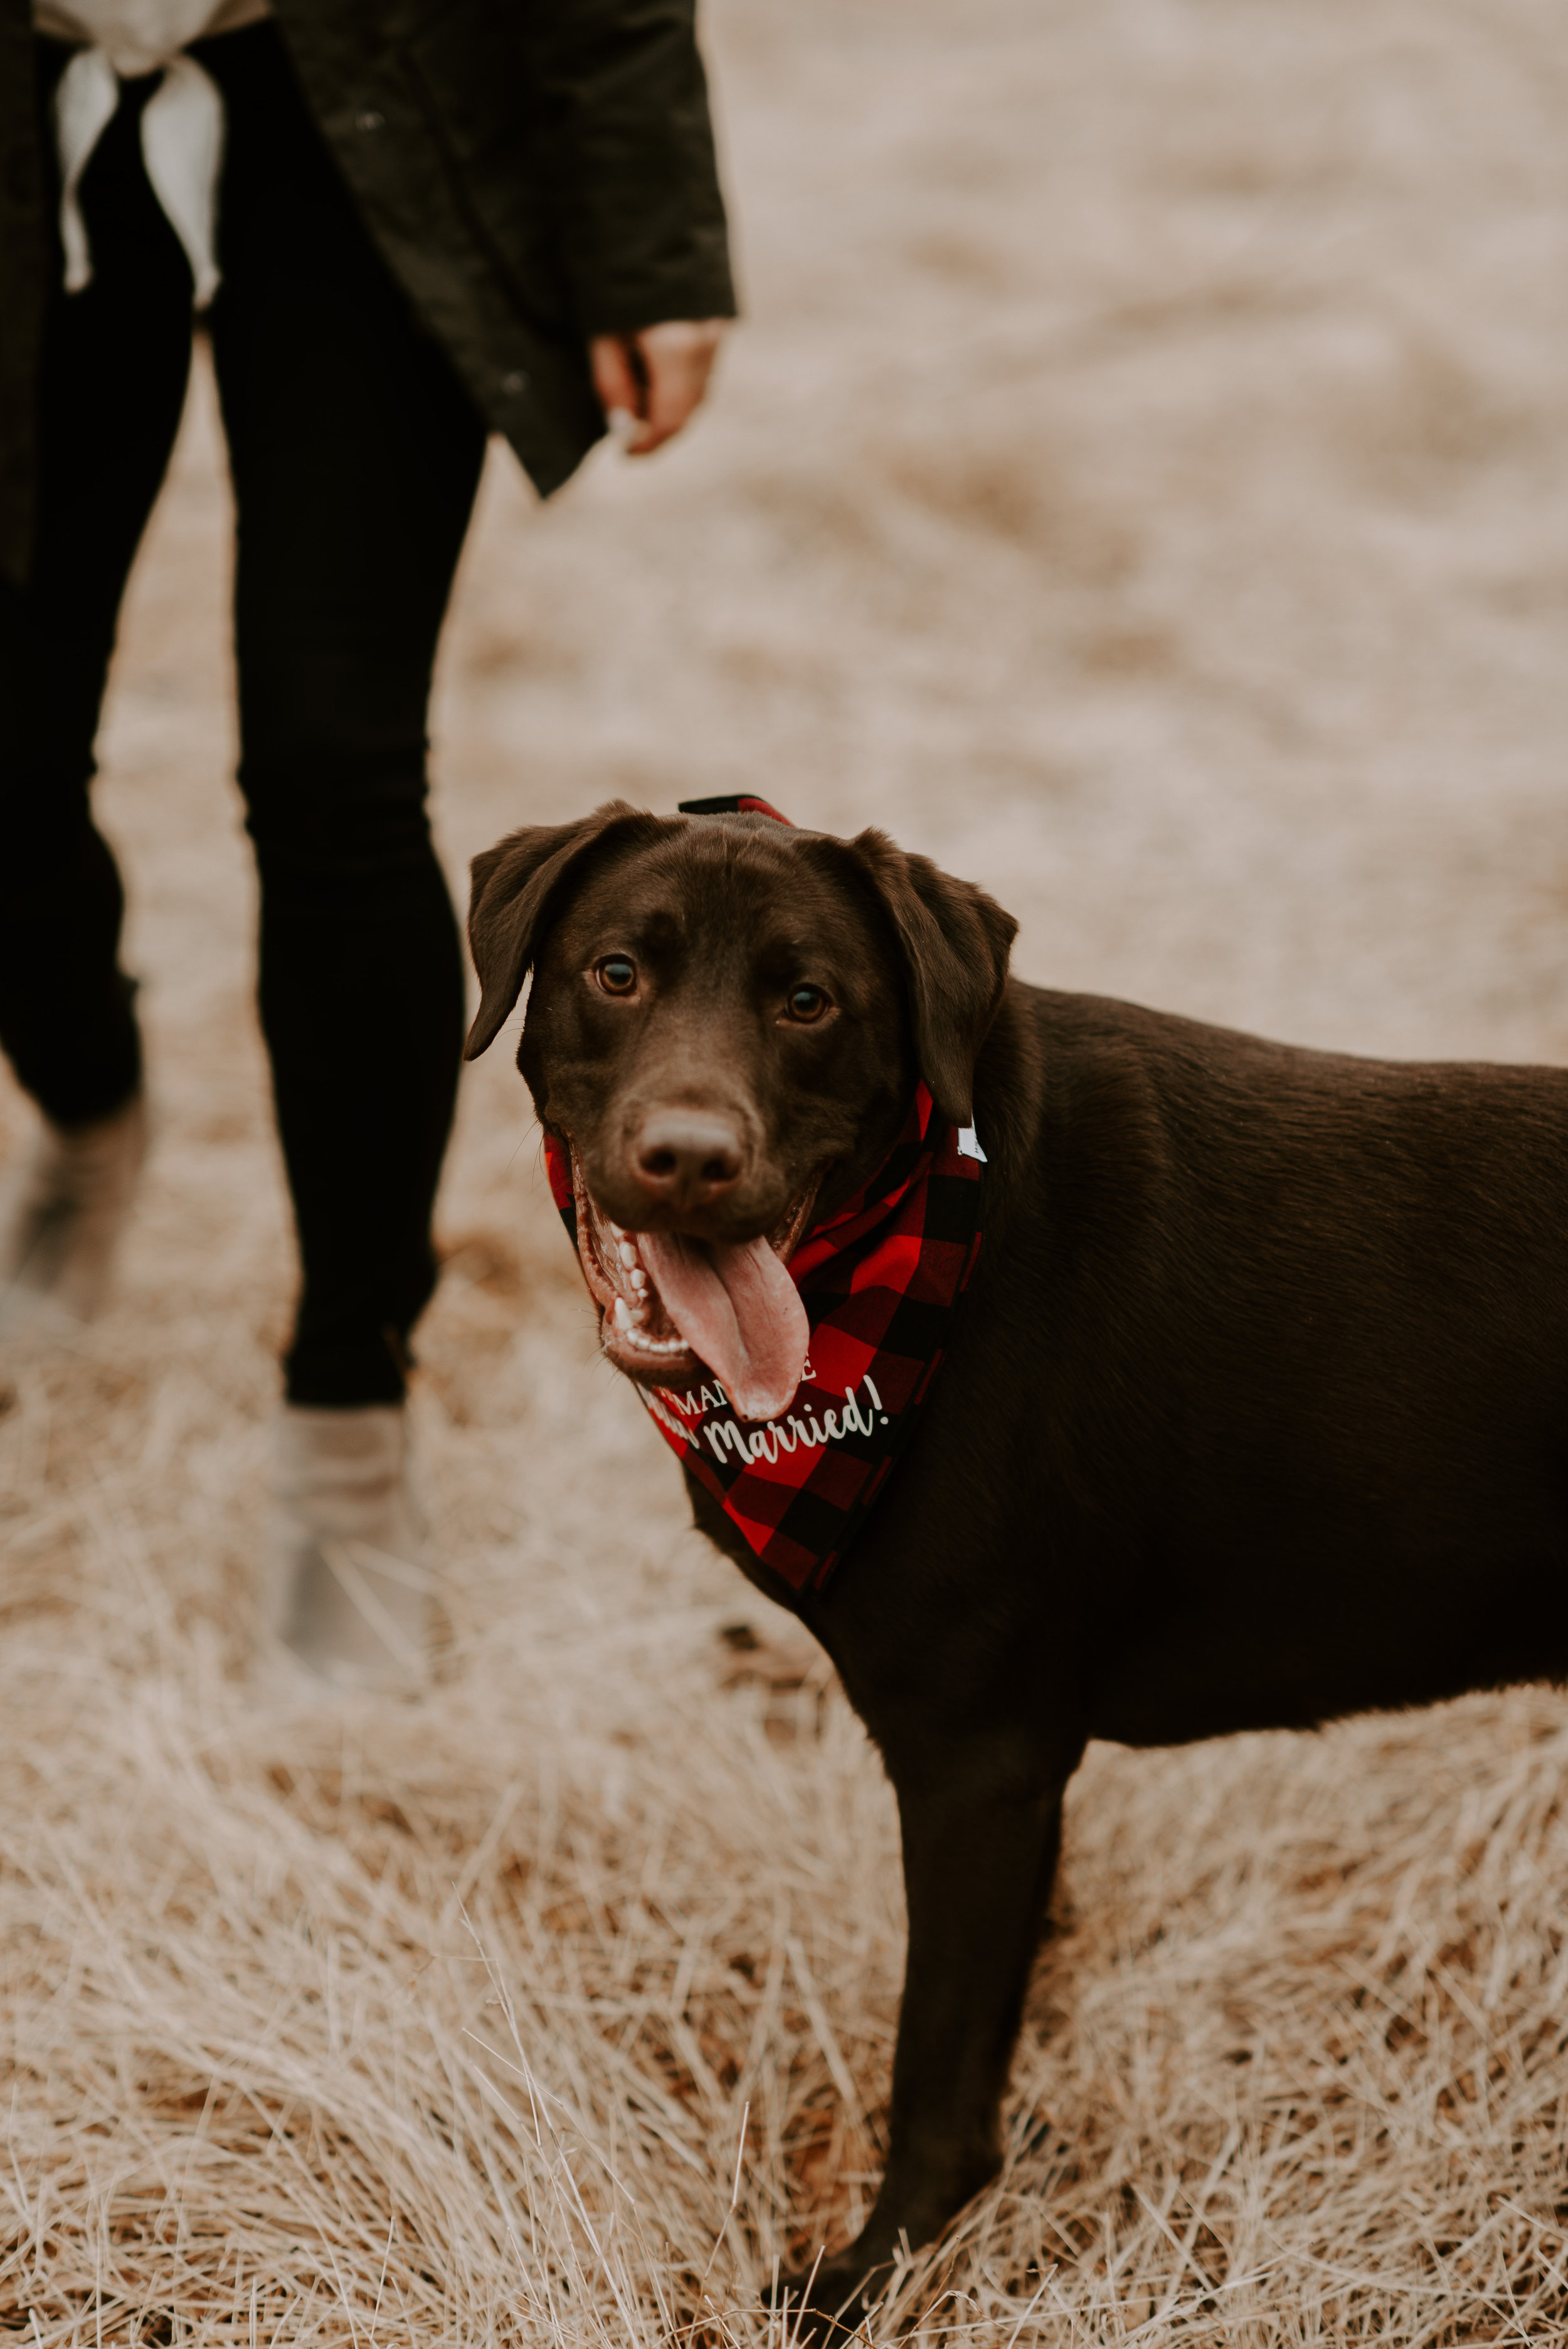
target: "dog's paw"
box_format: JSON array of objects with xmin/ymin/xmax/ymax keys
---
[{"xmin": 767, "ymin": 2254, "xmax": 891, "ymax": 2343}]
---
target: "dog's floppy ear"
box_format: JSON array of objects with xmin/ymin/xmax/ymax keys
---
[
  {"xmin": 464, "ymin": 800, "xmax": 662, "ymax": 1059},
  {"xmin": 839, "ymin": 830, "xmax": 1018, "ymax": 1125}
]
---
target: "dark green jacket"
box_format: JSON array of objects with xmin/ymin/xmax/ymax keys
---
[{"xmin": 0, "ymin": 0, "xmax": 735, "ymax": 586}]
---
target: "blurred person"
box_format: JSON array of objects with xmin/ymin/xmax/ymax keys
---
[{"xmin": 0, "ymin": 0, "xmax": 734, "ymax": 1687}]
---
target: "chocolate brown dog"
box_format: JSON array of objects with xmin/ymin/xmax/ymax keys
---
[{"xmin": 465, "ymin": 798, "xmax": 1568, "ymax": 2331}]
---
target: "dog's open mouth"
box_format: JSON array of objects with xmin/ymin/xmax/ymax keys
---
[{"xmin": 563, "ymin": 1143, "xmax": 818, "ymax": 1422}]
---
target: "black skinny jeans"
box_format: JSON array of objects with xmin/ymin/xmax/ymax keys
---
[{"xmin": 0, "ymin": 24, "xmax": 488, "ymax": 1405}]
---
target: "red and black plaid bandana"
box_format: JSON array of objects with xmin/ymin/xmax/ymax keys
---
[
  {"xmin": 541, "ymin": 1086, "xmax": 982, "ymax": 1590},
  {"xmin": 536, "ymin": 793, "xmax": 984, "ymax": 1589}
]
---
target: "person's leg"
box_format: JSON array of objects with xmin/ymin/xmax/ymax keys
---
[
  {"xmin": 0, "ymin": 46, "xmax": 194, "ymax": 1318},
  {"xmin": 200, "ymin": 25, "xmax": 485, "ymax": 1685},
  {"xmin": 203, "ymin": 24, "xmax": 487, "ymax": 1415}
]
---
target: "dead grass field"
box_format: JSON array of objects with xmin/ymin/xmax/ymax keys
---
[{"xmin": 6, "ymin": 0, "xmax": 1568, "ymax": 2338}]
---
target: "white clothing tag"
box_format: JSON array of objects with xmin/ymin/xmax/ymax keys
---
[{"xmin": 956, "ymin": 1125, "xmax": 987, "ymax": 1164}]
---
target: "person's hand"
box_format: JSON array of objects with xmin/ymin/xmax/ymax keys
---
[{"xmin": 589, "ymin": 320, "xmax": 728, "ymax": 455}]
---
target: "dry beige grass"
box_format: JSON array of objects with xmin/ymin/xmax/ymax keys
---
[{"xmin": 6, "ymin": 0, "xmax": 1568, "ymax": 2337}]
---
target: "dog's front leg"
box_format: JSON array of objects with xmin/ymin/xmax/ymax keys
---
[{"xmin": 780, "ymin": 1731, "xmax": 1076, "ymax": 2334}]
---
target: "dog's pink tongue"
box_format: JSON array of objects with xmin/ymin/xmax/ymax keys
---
[{"xmin": 637, "ymin": 1231, "xmax": 808, "ymax": 1421}]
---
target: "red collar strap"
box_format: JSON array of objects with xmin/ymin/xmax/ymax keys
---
[
  {"xmin": 542, "ymin": 1084, "xmax": 984, "ymax": 1592},
  {"xmin": 677, "ymin": 792, "xmax": 794, "ymax": 825}
]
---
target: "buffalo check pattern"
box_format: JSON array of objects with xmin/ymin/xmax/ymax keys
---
[{"xmin": 543, "ymin": 1083, "xmax": 984, "ymax": 1592}]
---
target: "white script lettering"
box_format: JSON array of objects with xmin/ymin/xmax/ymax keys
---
[{"xmin": 681, "ymin": 1375, "xmax": 890, "ymax": 1471}]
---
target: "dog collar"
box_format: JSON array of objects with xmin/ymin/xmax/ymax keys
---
[{"xmin": 677, "ymin": 792, "xmax": 794, "ymax": 825}]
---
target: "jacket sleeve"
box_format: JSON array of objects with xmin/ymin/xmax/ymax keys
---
[{"xmin": 527, "ymin": 0, "xmax": 736, "ymax": 335}]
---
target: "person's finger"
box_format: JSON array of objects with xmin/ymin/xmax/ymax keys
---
[
  {"xmin": 589, "ymin": 334, "xmax": 644, "ymax": 433},
  {"xmin": 622, "ymin": 320, "xmax": 727, "ymax": 454}
]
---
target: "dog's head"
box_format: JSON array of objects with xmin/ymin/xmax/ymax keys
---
[{"xmin": 464, "ymin": 801, "xmax": 1015, "ymax": 1417}]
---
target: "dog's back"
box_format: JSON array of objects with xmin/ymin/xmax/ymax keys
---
[{"xmin": 895, "ymin": 983, "xmax": 1568, "ymax": 1749}]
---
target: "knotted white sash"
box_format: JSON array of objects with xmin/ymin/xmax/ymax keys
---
[{"xmin": 53, "ymin": 31, "xmax": 226, "ymax": 306}]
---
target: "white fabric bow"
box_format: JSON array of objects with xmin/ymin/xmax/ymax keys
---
[{"xmin": 54, "ymin": 40, "xmax": 225, "ymax": 307}]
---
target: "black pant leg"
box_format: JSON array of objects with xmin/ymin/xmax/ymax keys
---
[
  {"xmin": 0, "ymin": 48, "xmax": 194, "ymax": 1126},
  {"xmin": 201, "ymin": 26, "xmax": 487, "ymax": 1407}
]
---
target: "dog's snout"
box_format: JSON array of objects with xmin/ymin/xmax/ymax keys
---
[{"xmin": 632, "ymin": 1113, "xmax": 744, "ymax": 1211}]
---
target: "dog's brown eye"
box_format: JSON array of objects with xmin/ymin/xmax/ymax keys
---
[
  {"xmin": 785, "ymin": 984, "xmax": 828, "ymax": 1023},
  {"xmin": 596, "ymin": 956, "xmax": 638, "ymax": 996}
]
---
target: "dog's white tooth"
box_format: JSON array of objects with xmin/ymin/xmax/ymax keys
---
[
  {"xmin": 618, "ymin": 1241, "xmax": 638, "ymax": 1270},
  {"xmin": 630, "ymin": 1268, "xmax": 647, "ymax": 1291},
  {"xmin": 613, "ymin": 1296, "xmax": 632, "ymax": 1332}
]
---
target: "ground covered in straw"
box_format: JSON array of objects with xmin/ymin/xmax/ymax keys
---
[{"xmin": 5, "ymin": 0, "xmax": 1568, "ymax": 2338}]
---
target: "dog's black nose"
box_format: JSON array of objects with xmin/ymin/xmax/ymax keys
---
[{"xmin": 632, "ymin": 1113, "xmax": 744, "ymax": 1211}]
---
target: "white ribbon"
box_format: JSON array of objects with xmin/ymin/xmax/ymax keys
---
[
  {"xmin": 53, "ymin": 41, "xmax": 226, "ymax": 307},
  {"xmin": 53, "ymin": 46, "xmax": 117, "ymax": 294}
]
